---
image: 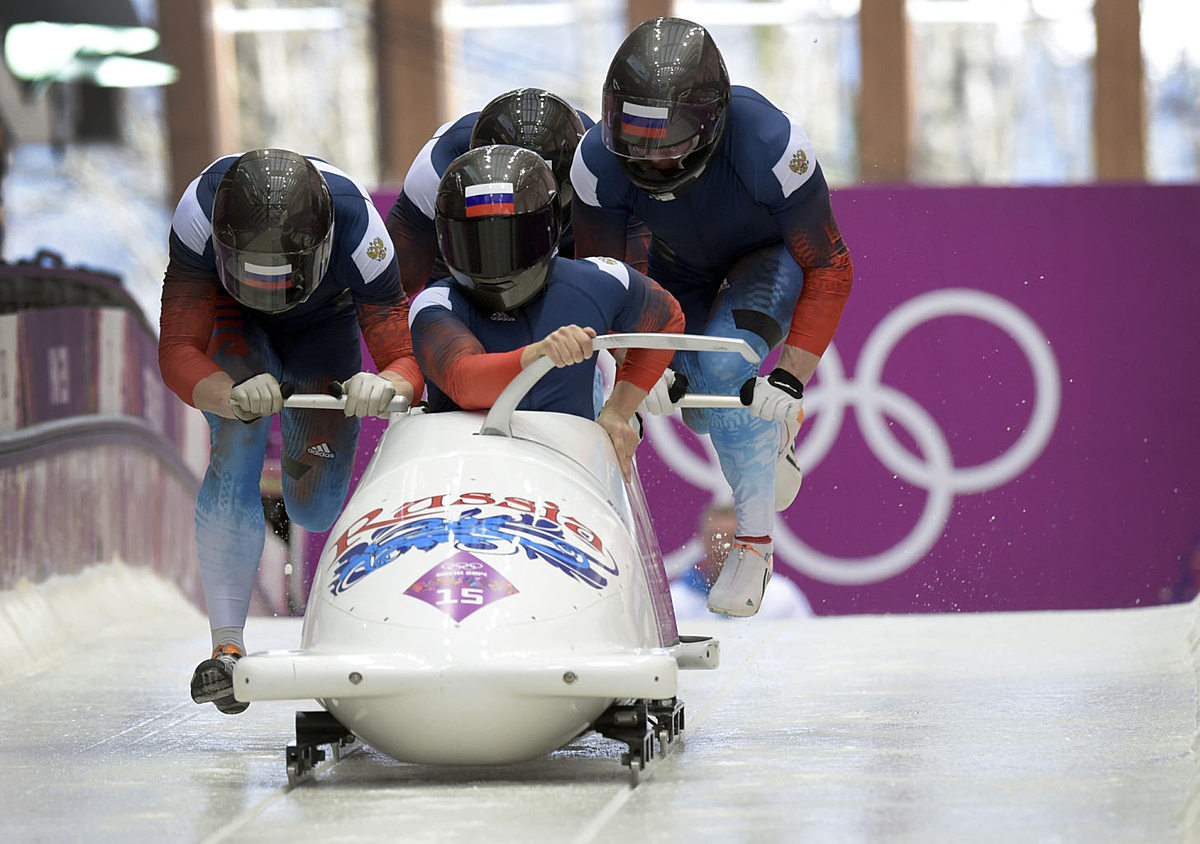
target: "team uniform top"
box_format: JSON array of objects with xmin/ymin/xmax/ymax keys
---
[
  {"xmin": 159, "ymin": 153, "xmax": 422, "ymax": 406},
  {"xmin": 408, "ymin": 256, "xmax": 684, "ymax": 417},
  {"xmin": 386, "ymin": 109, "xmax": 595, "ymax": 296},
  {"xmin": 570, "ymin": 85, "xmax": 853, "ymax": 357}
]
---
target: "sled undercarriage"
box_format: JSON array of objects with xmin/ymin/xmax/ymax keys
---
[{"xmin": 284, "ymin": 695, "xmax": 688, "ymax": 788}]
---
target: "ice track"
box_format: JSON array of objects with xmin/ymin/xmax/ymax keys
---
[{"xmin": 1, "ymin": 563, "xmax": 1196, "ymax": 843}]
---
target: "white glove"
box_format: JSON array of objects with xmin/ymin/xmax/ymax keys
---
[
  {"xmin": 740, "ymin": 368, "xmax": 804, "ymax": 423},
  {"xmin": 340, "ymin": 372, "xmax": 397, "ymax": 418},
  {"xmin": 637, "ymin": 368, "xmax": 688, "ymax": 415},
  {"xmin": 230, "ymin": 373, "xmax": 284, "ymax": 422}
]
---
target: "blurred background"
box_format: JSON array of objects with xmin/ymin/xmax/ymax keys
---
[
  {"xmin": 2, "ymin": 0, "xmax": 1197, "ymax": 324},
  {"xmin": 1, "ymin": 0, "xmax": 1197, "ymax": 616}
]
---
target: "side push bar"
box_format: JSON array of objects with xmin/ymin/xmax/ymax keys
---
[{"xmin": 480, "ymin": 333, "xmax": 759, "ymax": 438}]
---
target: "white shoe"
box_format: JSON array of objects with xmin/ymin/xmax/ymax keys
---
[
  {"xmin": 774, "ymin": 418, "xmax": 803, "ymax": 511},
  {"xmin": 707, "ymin": 539, "xmax": 773, "ymax": 618}
]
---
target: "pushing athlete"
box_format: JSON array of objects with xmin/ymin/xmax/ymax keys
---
[
  {"xmin": 159, "ymin": 149, "xmax": 421, "ymax": 714},
  {"xmin": 571, "ymin": 18, "xmax": 855, "ymax": 617}
]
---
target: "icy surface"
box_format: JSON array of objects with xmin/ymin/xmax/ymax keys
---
[{"xmin": 0, "ymin": 565, "xmax": 1194, "ymax": 842}]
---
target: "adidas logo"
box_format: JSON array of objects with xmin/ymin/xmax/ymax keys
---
[
  {"xmin": 490, "ymin": 312, "xmax": 515, "ymax": 321},
  {"xmin": 307, "ymin": 442, "xmax": 334, "ymax": 459}
]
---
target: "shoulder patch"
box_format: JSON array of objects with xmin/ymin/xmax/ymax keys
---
[
  {"xmin": 771, "ymin": 115, "xmax": 817, "ymax": 198},
  {"xmin": 584, "ymin": 255, "xmax": 631, "ymax": 289},
  {"xmin": 352, "ymin": 203, "xmax": 394, "ymax": 283}
]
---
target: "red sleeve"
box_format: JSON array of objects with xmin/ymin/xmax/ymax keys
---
[
  {"xmin": 412, "ymin": 305, "xmax": 526, "ymax": 409},
  {"xmin": 785, "ymin": 244, "xmax": 853, "ymax": 355},
  {"xmin": 614, "ymin": 275, "xmax": 686, "ymax": 391},
  {"xmin": 157, "ymin": 262, "xmax": 222, "ymax": 406},
  {"xmin": 779, "ymin": 188, "xmax": 854, "ymax": 356},
  {"xmin": 356, "ymin": 300, "xmax": 424, "ymax": 396}
]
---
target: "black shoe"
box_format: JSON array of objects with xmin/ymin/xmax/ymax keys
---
[{"xmin": 190, "ymin": 644, "xmax": 249, "ymax": 715}]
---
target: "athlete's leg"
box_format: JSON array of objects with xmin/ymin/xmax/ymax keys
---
[
  {"xmin": 195, "ymin": 309, "xmax": 279, "ymax": 635},
  {"xmin": 274, "ymin": 310, "xmax": 363, "ymax": 533},
  {"xmin": 191, "ymin": 308, "xmax": 278, "ymax": 713},
  {"xmin": 672, "ymin": 244, "xmax": 804, "ymax": 540}
]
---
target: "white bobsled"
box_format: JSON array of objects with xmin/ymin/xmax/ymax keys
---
[{"xmin": 233, "ymin": 334, "xmax": 757, "ymax": 784}]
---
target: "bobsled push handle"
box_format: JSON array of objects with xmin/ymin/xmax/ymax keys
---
[
  {"xmin": 281, "ymin": 394, "xmax": 412, "ymax": 413},
  {"xmin": 480, "ymin": 333, "xmax": 760, "ymax": 438}
]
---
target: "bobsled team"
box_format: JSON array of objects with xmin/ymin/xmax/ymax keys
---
[{"xmin": 158, "ymin": 17, "xmax": 853, "ymax": 716}]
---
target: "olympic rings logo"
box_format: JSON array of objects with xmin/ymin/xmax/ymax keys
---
[{"xmin": 643, "ymin": 288, "xmax": 1062, "ymax": 586}]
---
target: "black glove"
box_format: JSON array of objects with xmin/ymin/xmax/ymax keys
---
[{"xmin": 739, "ymin": 367, "xmax": 805, "ymax": 423}]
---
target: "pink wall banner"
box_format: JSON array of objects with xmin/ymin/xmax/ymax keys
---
[{"xmin": 352, "ymin": 184, "xmax": 1200, "ymax": 615}]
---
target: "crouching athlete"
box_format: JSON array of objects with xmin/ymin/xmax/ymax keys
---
[{"xmin": 408, "ymin": 144, "xmax": 684, "ymax": 481}]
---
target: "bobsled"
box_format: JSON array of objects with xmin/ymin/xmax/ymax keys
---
[{"xmin": 233, "ymin": 334, "xmax": 758, "ymax": 785}]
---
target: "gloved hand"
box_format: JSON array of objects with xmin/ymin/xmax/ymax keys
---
[
  {"xmin": 740, "ymin": 367, "xmax": 805, "ymax": 424},
  {"xmin": 340, "ymin": 371, "xmax": 397, "ymax": 418},
  {"xmin": 637, "ymin": 368, "xmax": 689, "ymax": 415},
  {"xmin": 230, "ymin": 373, "xmax": 285, "ymax": 422}
]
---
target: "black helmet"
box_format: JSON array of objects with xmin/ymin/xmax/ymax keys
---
[
  {"xmin": 470, "ymin": 88, "xmax": 586, "ymax": 229},
  {"xmin": 435, "ymin": 145, "xmax": 559, "ymax": 313},
  {"xmin": 601, "ymin": 17, "xmax": 730, "ymax": 197},
  {"xmin": 211, "ymin": 148, "xmax": 335, "ymax": 314}
]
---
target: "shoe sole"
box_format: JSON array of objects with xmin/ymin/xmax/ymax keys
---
[{"xmin": 191, "ymin": 659, "xmax": 249, "ymax": 714}]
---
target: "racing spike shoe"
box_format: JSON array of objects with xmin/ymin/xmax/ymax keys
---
[
  {"xmin": 707, "ymin": 539, "xmax": 773, "ymax": 618},
  {"xmin": 190, "ymin": 644, "xmax": 248, "ymax": 715},
  {"xmin": 774, "ymin": 417, "xmax": 803, "ymax": 511}
]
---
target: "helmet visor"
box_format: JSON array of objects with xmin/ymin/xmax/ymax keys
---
[
  {"xmin": 436, "ymin": 207, "xmax": 557, "ymax": 282},
  {"xmin": 214, "ymin": 237, "xmax": 333, "ymax": 314},
  {"xmin": 601, "ymin": 93, "xmax": 724, "ymax": 161}
]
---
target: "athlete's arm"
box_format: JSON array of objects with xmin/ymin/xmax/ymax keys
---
[
  {"xmin": 568, "ymin": 142, "xmax": 633, "ymax": 262},
  {"xmin": 157, "ymin": 259, "xmax": 239, "ymax": 415},
  {"xmin": 384, "ymin": 192, "xmax": 439, "ymax": 299},
  {"xmin": 774, "ymin": 171, "xmax": 853, "ymax": 384},
  {"xmin": 410, "ymin": 303, "xmax": 525, "ymax": 410},
  {"xmin": 571, "ymin": 200, "xmax": 632, "ymax": 263},
  {"xmin": 597, "ymin": 380, "xmax": 646, "ymax": 482},
  {"xmin": 602, "ymin": 262, "xmax": 686, "ymax": 390},
  {"xmin": 357, "ymin": 298, "xmax": 422, "ymax": 401}
]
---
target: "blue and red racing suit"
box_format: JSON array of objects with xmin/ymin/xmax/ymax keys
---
[
  {"xmin": 409, "ymin": 255, "xmax": 683, "ymax": 418},
  {"xmin": 570, "ymin": 85, "xmax": 854, "ymax": 539},
  {"xmin": 159, "ymin": 154, "xmax": 423, "ymax": 630}
]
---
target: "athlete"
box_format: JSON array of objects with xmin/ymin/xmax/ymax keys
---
[
  {"xmin": 571, "ymin": 17, "xmax": 854, "ymax": 617},
  {"xmin": 159, "ymin": 148, "xmax": 422, "ymax": 714},
  {"xmin": 385, "ymin": 87, "xmax": 596, "ymax": 298},
  {"xmin": 408, "ymin": 144, "xmax": 684, "ymax": 481}
]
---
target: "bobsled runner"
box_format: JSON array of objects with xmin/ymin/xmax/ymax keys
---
[{"xmin": 233, "ymin": 333, "xmax": 759, "ymax": 786}]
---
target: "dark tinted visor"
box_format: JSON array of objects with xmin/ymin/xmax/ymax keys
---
[
  {"xmin": 436, "ymin": 207, "xmax": 557, "ymax": 280},
  {"xmin": 601, "ymin": 93, "xmax": 724, "ymax": 160}
]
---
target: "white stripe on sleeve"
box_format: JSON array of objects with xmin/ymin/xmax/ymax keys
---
[{"xmin": 408, "ymin": 286, "xmax": 454, "ymax": 328}]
